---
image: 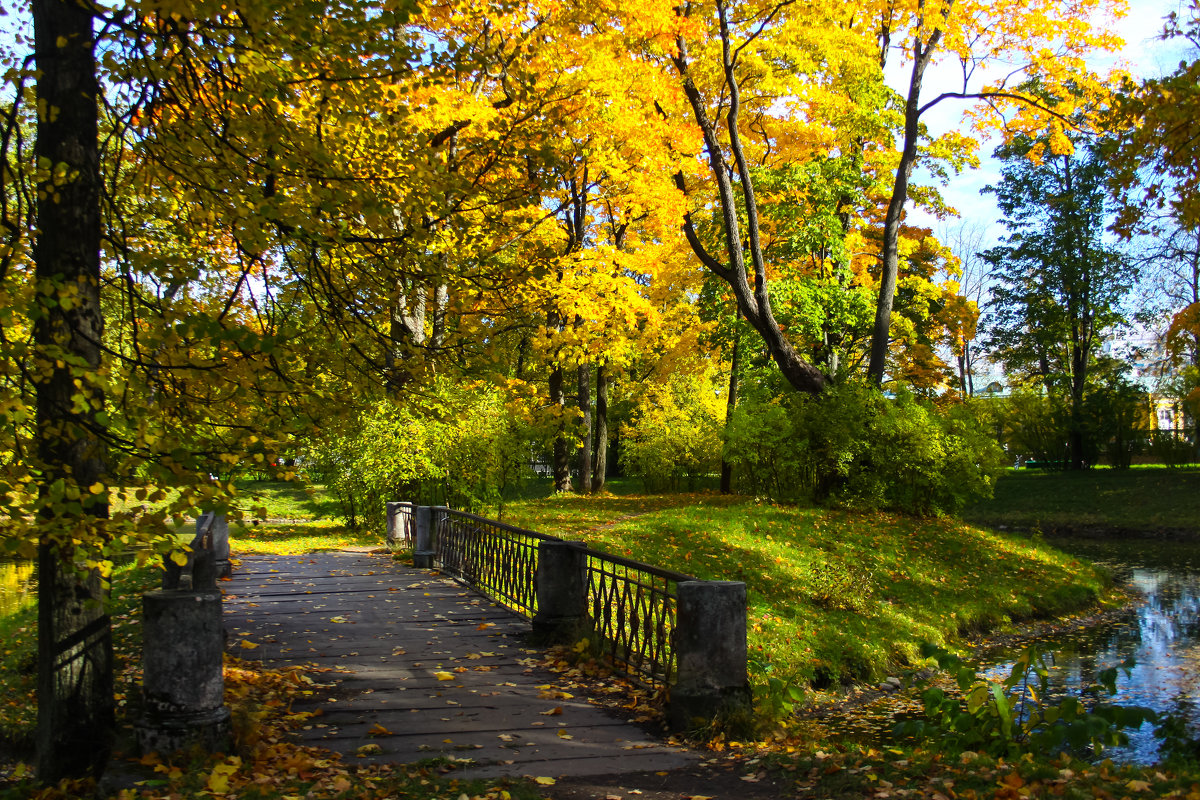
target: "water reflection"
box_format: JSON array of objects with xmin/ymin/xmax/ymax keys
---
[
  {"xmin": 0, "ymin": 560, "xmax": 36, "ymax": 617},
  {"xmin": 982, "ymin": 539, "xmax": 1200, "ymax": 764}
]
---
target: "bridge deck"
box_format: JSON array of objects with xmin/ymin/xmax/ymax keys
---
[{"xmin": 221, "ymin": 551, "xmax": 697, "ymax": 779}]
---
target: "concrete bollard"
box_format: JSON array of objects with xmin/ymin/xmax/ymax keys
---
[
  {"xmin": 413, "ymin": 506, "xmax": 435, "ymax": 568},
  {"xmin": 532, "ymin": 540, "xmax": 588, "ymax": 642},
  {"xmin": 135, "ymin": 590, "xmax": 230, "ymax": 755},
  {"xmin": 162, "ymin": 512, "xmax": 230, "ymax": 590},
  {"xmin": 669, "ymin": 580, "xmax": 750, "ymax": 731},
  {"xmin": 385, "ymin": 502, "xmax": 404, "ymax": 548}
]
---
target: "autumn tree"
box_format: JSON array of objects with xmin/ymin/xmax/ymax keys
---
[
  {"xmin": 862, "ymin": 0, "xmax": 1128, "ymax": 386},
  {"xmin": 1111, "ymin": 1, "xmax": 1200, "ymax": 437}
]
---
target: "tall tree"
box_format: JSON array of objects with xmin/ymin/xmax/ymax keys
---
[
  {"xmin": 863, "ymin": 0, "xmax": 1127, "ymax": 386},
  {"xmin": 31, "ymin": 0, "xmax": 114, "ymax": 780},
  {"xmin": 981, "ymin": 133, "xmax": 1133, "ymax": 469}
]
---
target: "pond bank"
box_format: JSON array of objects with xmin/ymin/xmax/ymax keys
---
[{"xmin": 799, "ymin": 529, "xmax": 1200, "ymax": 765}]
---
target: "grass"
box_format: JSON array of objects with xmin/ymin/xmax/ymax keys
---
[
  {"xmin": 502, "ymin": 491, "xmax": 1112, "ymax": 690},
  {"xmin": 963, "ymin": 466, "xmax": 1200, "ymax": 535}
]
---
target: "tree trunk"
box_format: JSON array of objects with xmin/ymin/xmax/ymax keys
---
[
  {"xmin": 577, "ymin": 363, "xmax": 592, "ymax": 495},
  {"xmin": 867, "ymin": 32, "xmax": 940, "ymax": 386},
  {"xmin": 671, "ymin": 27, "xmax": 825, "ymax": 396},
  {"xmin": 32, "ymin": 0, "xmax": 114, "ymax": 780},
  {"xmin": 720, "ymin": 322, "xmax": 741, "ymax": 494},
  {"xmin": 592, "ymin": 362, "xmax": 608, "ymax": 492},
  {"xmin": 549, "ymin": 365, "xmax": 572, "ymax": 492}
]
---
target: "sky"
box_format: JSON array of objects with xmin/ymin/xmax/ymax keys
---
[{"xmin": 899, "ymin": 0, "xmax": 1195, "ymax": 244}]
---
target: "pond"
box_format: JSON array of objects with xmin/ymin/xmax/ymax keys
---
[
  {"xmin": 811, "ymin": 536, "xmax": 1200, "ymax": 765},
  {"xmin": 977, "ymin": 537, "xmax": 1200, "ymax": 764},
  {"xmin": 0, "ymin": 559, "xmax": 36, "ymax": 618}
]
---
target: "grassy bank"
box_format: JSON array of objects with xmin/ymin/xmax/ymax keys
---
[
  {"xmin": 503, "ymin": 493, "xmax": 1112, "ymax": 689},
  {"xmin": 963, "ymin": 466, "xmax": 1200, "ymax": 535}
]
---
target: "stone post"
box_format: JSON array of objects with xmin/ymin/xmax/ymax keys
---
[
  {"xmin": 162, "ymin": 512, "xmax": 230, "ymax": 590},
  {"xmin": 532, "ymin": 540, "xmax": 588, "ymax": 642},
  {"xmin": 385, "ymin": 502, "xmax": 404, "ymax": 548},
  {"xmin": 204, "ymin": 513, "xmax": 231, "ymax": 580},
  {"xmin": 669, "ymin": 580, "xmax": 750, "ymax": 731},
  {"xmin": 136, "ymin": 589, "xmax": 230, "ymax": 755},
  {"xmin": 413, "ymin": 506, "xmax": 435, "ymax": 568}
]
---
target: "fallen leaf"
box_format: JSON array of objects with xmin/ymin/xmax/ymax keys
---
[
  {"xmin": 238, "ymin": 639, "xmax": 259, "ymax": 650},
  {"xmin": 367, "ymin": 723, "xmax": 394, "ymax": 737},
  {"xmin": 356, "ymin": 743, "xmax": 383, "ymax": 756},
  {"xmin": 541, "ymin": 707, "xmax": 563, "ymax": 716},
  {"xmin": 534, "ymin": 777, "xmax": 556, "ymax": 785},
  {"xmin": 434, "ymin": 671, "xmax": 454, "ymax": 681}
]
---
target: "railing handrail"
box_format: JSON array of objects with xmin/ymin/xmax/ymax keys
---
[
  {"xmin": 435, "ymin": 507, "xmax": 696, "ymax": 584},
  {"xmin": 399, "ymin": 500, "xmax": 751, "ymax": 727},
  {"xmin": 434, "ymin": 507, "xmax": 561, "ymax": 544},
  {"xmin": 568, "ymin": 541, "xmax": 696, "ymax": 584}
]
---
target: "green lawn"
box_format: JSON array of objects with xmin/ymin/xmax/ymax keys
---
[
  {"xmin": 502, "ymin": 492, "xmax": 1111, "ymax": 690},
  {"xmin": 963, "ymin": 466, "xmax": 1200, "ymax": 535}
]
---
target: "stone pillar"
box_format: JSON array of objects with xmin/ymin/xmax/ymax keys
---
[
  {"xmin": 669, "ymin": 580, "xmax": 750, "ymax": 731},
  {"xmin": 204, "ymin": 513, "xmax": 231, "ymax": 580},
  {"xmin": 136, "ymin": 590, "xmax": 230, "ymax": 755},
  {"xmin": 385, "ymin": 502, "xmax": 404, "ymax": 548},
  {"xmin": 532, "ymin": 540, "xmax": 588, "ymax": 642},
  {"xmin": 413, "ymin": 506, "xmax": 435, "ymax": 568}
]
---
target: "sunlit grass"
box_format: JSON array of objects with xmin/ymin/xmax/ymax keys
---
[
  {"xmin": 230, "ymin": 520, "xmax": 379, "ymax": 556},
  {"xmin": 504, "ymin": 495, "xmax": 1111, "ymax": 689}
]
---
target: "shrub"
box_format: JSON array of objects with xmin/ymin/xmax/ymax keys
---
[{"xmin": 726, "ymin": 383, "xmax": 1005, "ymax": 515}]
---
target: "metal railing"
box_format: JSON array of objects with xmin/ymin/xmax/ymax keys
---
[
  {"xmin": 430, "ymin": 507, "xmax": 694, "ymax": 689},
  {"xmin": 584, "ymin": 549, "xmax": 692, "ymax": 687},
  {"xmin": 433, "ymin": 508, "xmax": 556, "ymax": 618}
]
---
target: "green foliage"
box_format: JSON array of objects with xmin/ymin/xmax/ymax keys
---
[
  {"xmin": 619, "ymin": 372, "xmax": 724, "ymax": 492},
  {"xmin": 996, "ymin": 382, "xmax": 1152, "ymax": 470},
  {"xmin": 725, "ymin": 383, "xmax": 1005, "ymax": 515},
  {"xmin": 748, "ymin": 653, "xmax": 806, "ymax": 730},
  {"xmin": 305, "ymin": 380, "xmax": 534, "ymax": 530},
  {"xmin": 895, "ymin": 643, "xmax": 1155, "ymax": 759}
]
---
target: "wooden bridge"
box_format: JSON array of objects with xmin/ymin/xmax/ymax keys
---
[{"xmin": 221, "ymin": 551, "xmax": 699, "ymax": 780}]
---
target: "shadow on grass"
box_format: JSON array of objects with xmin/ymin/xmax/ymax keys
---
[{"xmin": 578, "ymin": 501, "xmax": 1107, "ymax": 688}]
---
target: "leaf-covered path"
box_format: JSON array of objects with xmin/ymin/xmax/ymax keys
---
[{"xmin": 221, "ymin": 552, "xmax": 698, "ymax": 780}]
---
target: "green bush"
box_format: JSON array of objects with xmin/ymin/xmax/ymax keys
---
[
  {"xmin": 895, "ymin": 643, "xmax": 1154, "ymax": 759},
  {"xmin": 725, "ymin": 383, "xmax": 1005, "ymax": 515},
  {"xmin": 305, "ymin": 380, "xmax": 534, "ymax": 530}
]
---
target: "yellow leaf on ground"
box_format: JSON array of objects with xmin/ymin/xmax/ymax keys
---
[
  {"xmin": 535, "ymin": 777, "xmax": 556, "ymax": 785},
  {"xmin": 239, "ymin": 640, "xmax": 259, "ymax": 650},
  {"xmin": 434, "ymin": 671, "xmax": 454, "ymax": 681}
]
